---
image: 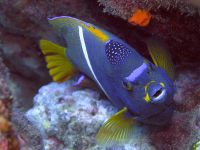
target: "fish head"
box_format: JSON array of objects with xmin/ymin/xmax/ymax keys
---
[
  {"xmin": 117, "ymin": 59, "xmax": 175, "ymax": 125},
  {"xmin": 105, "ymin": 39, "xmax": 176, "ymax": 125}
]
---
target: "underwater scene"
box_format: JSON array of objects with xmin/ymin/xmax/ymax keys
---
[{"xmin": 0, "ymin": 0, "xmax": 200, "ymax": 150}]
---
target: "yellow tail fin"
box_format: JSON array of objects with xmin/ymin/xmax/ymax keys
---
[{"xmin": 40, "ymin": 39, "xmax": 78, "ymax": 83}]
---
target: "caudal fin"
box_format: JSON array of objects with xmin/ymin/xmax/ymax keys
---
[{"xmin": 40, "ymin": 39, "xmax": 78, "ymax": 83}]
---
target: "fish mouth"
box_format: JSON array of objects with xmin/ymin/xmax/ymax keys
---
[
  {"xmin": 136, "ymin": 101, "xmax": 175, "ymax": 125},
  {"xmin": 153, "ymin": 87, "xmax": 164, "ymax": 99},
  {"xmin": 151, "ymin": 87, "xmax": 167, "ymax": 103}
]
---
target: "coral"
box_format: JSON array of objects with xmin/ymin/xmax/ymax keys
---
[
  {"xmin": 0, "ymin": 134, "xmax": 9, "ymax": 150},
  {"xmin": 174, "ymin": 64, "xmax": 200, "ymax": 112},
  {"xmin": 11, "ymin": 109, "xmax": 44, "ymax": 149},
  {"xmin": 24, "ymin": 78, "xmax": 161, "ymax": 149},
  {"xmin": 0, "ymin": 57, "xmax": 19, "ymax": 150},
  {"xmin": 0, "ymin": 57, "xmax": 10, "ymax": 100},
  {"xmin": 98, "ymin": 0, "xmax": 200, "ymax": 19},
  {"xmin": 148, "ymin": 105, "xmax": 200, "ymax": 150},
  {"xmin": 25, "ymin": 80, "xmax": 119, "ymax": 149},
  {"xmin": 23, "ymin": 63, "xmax": 200, "ymax": 149},
  {"xmin": 148, "ymin": 111, "xmax": 192, "ymax": 150}
]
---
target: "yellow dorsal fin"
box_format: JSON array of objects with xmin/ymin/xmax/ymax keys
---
[
  {"xmin": 40, "ymin": 39, "xmax": 78, "ymax": 83},
  {"xmin": 146, "ymin": 38, "xmax": 175, "ymax": 80},
  {"xmin": 48, "ymin": 17, "xmax": 109, "ymax": 42},
  {"xmin": 96, "ymin": 107, "xmax": 135, "ymax": 147}
]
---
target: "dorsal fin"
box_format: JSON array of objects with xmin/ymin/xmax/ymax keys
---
[
  {"xmin": 47, "ymin": 16, "xmax": 109, "ymax": 42},
  {"xmin": 40, "ymin": 39, "xmax": 78, "ymax": 83},
  {"xmin": 146, "ymin": 38, "xmax": 175, "ymax": 80}
]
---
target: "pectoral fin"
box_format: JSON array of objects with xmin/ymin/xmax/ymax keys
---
[
  {"xmin": 71, "ymin": 74, "xmax": 100, "ymax": 90},
  {"xmin": 71, "ymin": 75, "xmax": 86, "ymax": 87},
  {"xmin": 40, "ymin": 39, "xmax": 78, "ymax": 83},
  {"xmin": 96, "ymin": 107, "xmax": 135, "ymax": 147},
  {"xmin": 146, "ymin": 38, "xmax": 175, "ymax": 80}
]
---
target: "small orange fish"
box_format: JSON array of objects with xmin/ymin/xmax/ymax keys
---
[{"xmin": 128, "ymin": 10, "xmax": 152, "ymax": 27}]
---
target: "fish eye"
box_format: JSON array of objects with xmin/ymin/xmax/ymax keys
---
[{"xmin": 122, "ymin": 79, "xmax": 132, "ymax": 90}]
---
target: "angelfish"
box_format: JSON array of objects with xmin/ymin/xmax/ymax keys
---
[{"xmin": 40, "ymin": 16, "xmax": 176, "ymax": 147}]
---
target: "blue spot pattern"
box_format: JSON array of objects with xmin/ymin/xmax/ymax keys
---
[{"xmin": 105, "ymin": 40, "xmax": 131, "ymax": 66}]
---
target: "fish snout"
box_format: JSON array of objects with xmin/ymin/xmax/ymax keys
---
[{"xmin": 147, "ymin": 83, "xmax": 167, "ymax": 103}]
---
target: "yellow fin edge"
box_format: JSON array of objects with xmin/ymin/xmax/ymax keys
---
[
  {"xmin": 96, "ymin": 107, "xmax": 135, "ymax": 147},
  {"xmin": 146, "ymin": 38, "xmax": 175, "ymax": 80},
  {"xmin": 48, "ymin": 17, "xmax": 109, "ymax": 43},
  {"xmin": 40, "ymin": 39, "xmax": 78, "ymax": 83}
]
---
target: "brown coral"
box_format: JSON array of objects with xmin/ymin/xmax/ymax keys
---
[
  {"xmin": 0, "ymin": 100, "xmax": 19, "ymax": 150},
  {"xmin": 0, "ymin": 58, "xmax": 19, "ymax": 150},
  {"xmin": 0, "ymin": 100, "xmax": 11, "ymax": 133},
  {"xmin": 98, "ymin": 0, "xmax": 200, "ymax": 19}
]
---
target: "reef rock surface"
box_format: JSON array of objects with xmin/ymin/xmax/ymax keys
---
[
  {"xmin": 23, "ymin": 63, "xmax": 200, "ymax": 150},
  {"xmin": 0, "ymin": 57, "xmax": 19, "ymax": 150}
]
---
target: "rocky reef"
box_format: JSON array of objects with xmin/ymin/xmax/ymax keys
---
[
  {"xmin": 98, "ymin": 0, "xmax": 200, "ymax": 19},
  {"xmin": 0, "ymin": 0, "xmax": 199, "ymax": 149},
  {"xmin": 18, "ymin": 63, "xmax": 200, "ymax": 150},
  {"xmin": 25, "ymin": 79, "xmax": 118, "ymax": 149},
  {"xmin": 0, "ymin": 57, "xmax": 19, "ymax": 150}
]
